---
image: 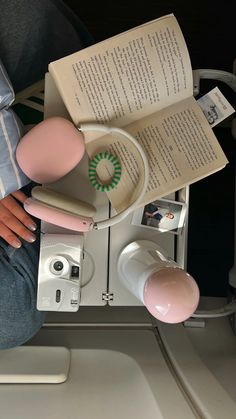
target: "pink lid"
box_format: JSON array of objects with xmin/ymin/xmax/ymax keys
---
[
  {"xmin": 16, "ymin": 117, "xmax": 85, "ymax": 183},
  {"xmin": 143, "ymin": 267, "xmax": 200, "ymax": 323}
]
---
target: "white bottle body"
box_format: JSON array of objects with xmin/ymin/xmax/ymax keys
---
[{"xmin": 117, "ymin": 240, "xmax": 178, "ymax": 302}]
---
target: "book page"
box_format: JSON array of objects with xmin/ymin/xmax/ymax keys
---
[
  {"xmin": 85, "ymin": 96, "xmax": 228, "ymax": 212},
  {"xmin": 49, "ymin": 15, "xmax": 193, "ymax": 135}
]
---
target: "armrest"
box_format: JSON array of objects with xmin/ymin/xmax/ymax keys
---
[{"xmin": 0, "ymin": 346, "xmax": 70, "ymax": 384}]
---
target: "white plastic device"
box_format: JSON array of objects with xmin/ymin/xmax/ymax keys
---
[{"xmin": 37, "ymin": 233, "xmax": 83, "ymax": 312}]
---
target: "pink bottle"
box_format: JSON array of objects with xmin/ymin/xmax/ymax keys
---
[{"xmin": 117, "ymin": 240, "xmax": 200, "ymax": 323}]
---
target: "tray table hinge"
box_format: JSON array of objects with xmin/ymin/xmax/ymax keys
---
[{"xmin": 102, "ymin": 292, "xmax": 114, "ymax": 302}]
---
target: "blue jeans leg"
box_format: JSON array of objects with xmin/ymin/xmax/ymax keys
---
[{"xmin": 0, "ymin": 230, "xmax": 46, "ymax": 349}]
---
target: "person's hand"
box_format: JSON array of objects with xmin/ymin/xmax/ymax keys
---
[{"xmin": 0, "ymin": 190, "xmax": 37, "ymax": 248}]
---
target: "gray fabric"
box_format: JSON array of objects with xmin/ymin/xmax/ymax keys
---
[{"xmin": 0, "ymin": 0, "xmax": 93, "ymax": 92}]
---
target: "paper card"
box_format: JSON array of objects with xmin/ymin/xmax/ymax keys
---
[
  {"xmin": 197, "ymin": 87, "xmax": 235, "ymax": 127},
  {"xmin": 131, "ymin": 198, "xmax": 187, "ymax": 235}
]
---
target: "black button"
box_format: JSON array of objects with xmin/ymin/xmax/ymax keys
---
[
  {"xmin": 56, "ymin": 289, "xmax": 61, "ymax": 302},
  {"xmin": 71, "ymin": 265, "xmax": 80, "ymax": 278},
  {"xmin": 53, "ymin": 261, "xmax": 63, "ymax": 271}
]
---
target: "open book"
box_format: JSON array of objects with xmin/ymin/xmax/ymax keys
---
[{"xmin": 48, "ymin": 14, "xmax": 228, "ymax": 212}]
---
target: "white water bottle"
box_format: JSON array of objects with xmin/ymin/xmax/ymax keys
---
[{"xmin": 117, "ymin": 240, "xmax": 199, "ymax": 323}]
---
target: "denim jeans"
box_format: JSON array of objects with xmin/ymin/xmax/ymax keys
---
[
  {"xmin": 0, "ymin": 229, "xmax": 46, "ymax": 349},
  {"xmin": 0, "ymin": 180, "xmax": 46, "ymax": 348}
]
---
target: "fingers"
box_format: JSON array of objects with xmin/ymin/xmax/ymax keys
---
[
  {"xmin": 0, "ymin": 221, "xmax": 22, "ymax": 248},
  {"xmin": 0, "ymin": 201, "xmax": 36, "ymax": 247},
  {"xmin": 11, "ymin": 190, "xmax": 28, "ymax": 203},
  {"xmin": 1, "ymin": 194, "xmax": 37, "ymax": 231}
]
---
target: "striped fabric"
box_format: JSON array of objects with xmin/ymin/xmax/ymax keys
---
[
  {"xmin": 0, "ymin": 59, "xmax": 30, "ymax": 199},
  {"xmin": 0, "ymin": 60, "xmax": 14, "ymax": 108}
]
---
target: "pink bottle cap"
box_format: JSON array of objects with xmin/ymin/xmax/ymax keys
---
[
  {"xmin": 16, "ymin": 116, "xmax": 85, "ymax": 183},
  {"xmin": 143, "ymin": 267, "xmax": 200, "ymax": 323}
]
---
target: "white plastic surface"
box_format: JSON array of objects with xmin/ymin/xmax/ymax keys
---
[
  {"xmin": 0, "ymin": 329, "xmax": 196, "ymax": 419},
  {"xmin": 0, "ymin": 346, "xmax": 70, "ymax": 383},
  {"xmin": 158, "ymin": 307, "xmax": 236, "ymax": 419}
]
